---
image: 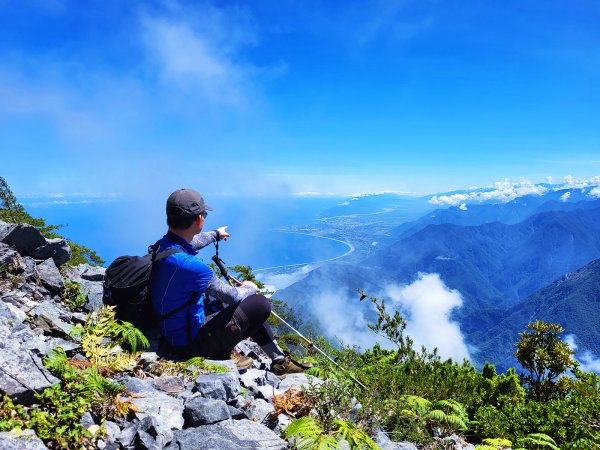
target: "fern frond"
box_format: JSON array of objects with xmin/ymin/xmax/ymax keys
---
[
  {"xmin": 516, "ymin": 434, "xmax": 559, "ymax": 450},
  {"xmin": 284, "ymin": 417, "xmax": 324, "ymax": 439},
  {"xmin": 428, "ymin": 409, "xmax": 448, "ymax": 423},
  {"xmin": 332, "ymin": 420, "xmax": 379, "ymax": 450},
  {"xmin": 43, "ymin": 347, "xmax": 72, "ymax": 377}
]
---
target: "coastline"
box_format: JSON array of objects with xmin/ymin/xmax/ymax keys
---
[{"xmin": 253, "ymin": 231, "xmax": 355, "ymax": 273}]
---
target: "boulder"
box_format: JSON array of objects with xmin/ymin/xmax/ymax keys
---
[
  {"xmin": 31, "ymin": 238, "xmax": 71, "ymax": 267},
  {"xmin": 195, "ymin": 372, "xmax": 241, "ymax": 402},
  {"xmin": 0, "ymin": 243, "xmax": 20, "ymax": 269},
  {"xmin": 32, "ymin": 300, "xmax": 73, "ymax": 337},
  {"xmin": 184, "ymin": 396, "xmax": 231, "ymax": 426},
  {"xmin": 79, "ymin": 279, "xmax": 103, "ymax": 311},
  {"xmin": 166, "ymin": 419, "xmax": 287, "ymax": 450},
  {"xmin": 19, "ymin": 256, "xmax": 38, "ymax": 281},
  {"xmin": 102, "ymin": 421, "xmax": 121, "ymax": 444},
  {"xmin": 81, "ymin": 265, "xmax": 106, "ymax": 281},
  {"xmin": 247, "ymin": 398, "xmax": 275, "ymax": 424},
  {"xmin": 277, "ymin": 373, "xmax": 318, "ymax": 391},
  {"xmin": 0, "ymin": 326, "xmax": 60, "ymax": 404},
  {"xmin": 0, "ymin": 430, "xmax": 49, "ymax": 450},
  {"xmin": 136, "ymin": 415, "xmax": 174, "ymax": 450},
  {"xmin": 151, "ymin": 375, "xmax": 186, "ymax": 394},
  {"xmin": 36, "ymin": 259, "xmax": 64, "ymax": 292},
  {"xmin": 123, "ymin": 376, "xmax": 185, "ymax": 430},
  {"xmin": 0, "ymin": 223, "xmax": 46, "ymax": 256}
]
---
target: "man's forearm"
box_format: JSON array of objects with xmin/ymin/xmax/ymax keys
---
[
  {"xmin": 205, "ymin": 274, "xmax": 257, "ymax": 305},
  {"xmin": 190, "ymin": 231, "xmax": 219, "ymax": 250}
]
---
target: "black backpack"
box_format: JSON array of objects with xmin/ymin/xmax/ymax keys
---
[{"xmin": 103, "ymin": 243, "xmax": 182, "ymax": 329}]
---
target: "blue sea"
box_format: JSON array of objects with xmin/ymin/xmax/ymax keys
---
[{"xmin": 24, "ymin": 196, "xmax": 350, "ymax": 270}]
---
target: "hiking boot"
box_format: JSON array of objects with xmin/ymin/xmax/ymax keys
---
[
  {"xmin": 271, "ymin": 353, "xmax": 311, "ymax": 376},
  {"xmin": 230, "ymin": 351, "xmax": 253, "ymax": 370}
]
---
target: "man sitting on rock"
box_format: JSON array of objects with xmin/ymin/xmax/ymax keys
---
[{"xmin": 150, "ymin": 188, "xmax": 304, "ymax": 375}]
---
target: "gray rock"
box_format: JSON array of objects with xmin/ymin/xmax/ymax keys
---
[
  {"xmin": 136, "ymin": 415, "xmax": 174, "ymax": 450},
  {"xmin": 80, "ymin": 411, "xmax": 95, "ymax": 428},
  {"xmin": 152, "ymin": 375, "xmax": 185, "ymax": 394},
  {"xmin": 81, "ymin": 265, "xmax": 106, "ymax": 281},
  {"xmin": 271, "ymin": 413, "xmax": 291, "ymax": 435},
  {"xmin": 19, "ymin": 256, "xmax": 38, "ymax": 280},
  {"xmin": 166, "ymin": 419, "xmax": 287, "ymax": 450},
  {"xmin": 102, "ymin": 420, "xmax": 121, "ymax": 443},
  {"xmin": 1, "ymin": 291, "xmax": 38, "ymax": 314},
  {"xmin": 116, "ymin": 422, "xmax": 138, "ymax": 448},
  {"xmin": 374, "ymin": 429, "xmax": 418, "ymax": 450},
  {"xmin": 36, "ymin": 259, "xmax": 64, "ymax": 292},
  {"xmin": 0, "ymin": 332, "xmax": 60, "ymax": 404},
  {"xmin": 25, "ymin": 335, "xmax": 80, "ymax": 357},
  {"xmin": 31, "ymin": 238, "xmax": 71, "ymax": 267},
  {"xmin": 138, "ymin": 352, "xmax": 159, "ymax": 368},
  {"xmin": 227, "ymin": 405, "xmax": 248, "ymax": 420},
  {"xmin": 195, "ymin": 372, "xmax": 241, "ymax": 401},
  {"xmin": 32, "ymin": 300, "xmax": 73, "ymax": 337},
  {"xmin": 79, "ymin": 279, "xmax": 103, "ymax": 311},
  {"xmin": 247, "ymin": 398, "xmax": 275, "ymax": 424},
  {"xmin": 123, "ymin": 376, "xmax": 185, "ymax": 430},
  {"xmin": 0, "ymin": 242, "xmax": 20, "ymax": 269},
  {"xmin": 0, "ymin": 430, "xmax": 49, "ymax": 449},
  {"xmin": 0, "ymin": 223, "xmax": 46, "ymax": 256},
  {"xmin": 185, "ymin": 396, "xmax": 231, "ymax": 426},
  {"xmin": 277, "ymin": 373, "xmax": 319, "ymax": 391}
]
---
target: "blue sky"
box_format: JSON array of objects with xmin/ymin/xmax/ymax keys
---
[{"xmin": 1, "ymin": 0, "xmax": 599, "ymax": 199}]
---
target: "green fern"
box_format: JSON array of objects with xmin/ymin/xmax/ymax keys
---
[
  {"xmin": 70, "ymin": 306, "xmax": 148, "ymax": 370},
  {"xmin": 42, "ymin": 347, "xmax": 72, "ymax": 378},
  {"xmin": 516, "ymin": 433, "xmax": 560, "ymax": 450},
  {"xmin": 332, "ymin": 419, "xmax": 380, "ymax": 450},
  {"xmin": 482, "ymin": 437, "xmax": 512, "ymax": 448},
  {"xmin": 284, "ymin": 417, "xmax": 340, "ymax": 450}
]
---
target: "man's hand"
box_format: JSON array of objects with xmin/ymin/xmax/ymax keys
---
[
  {"xmin": 216, "ymin": 226, "xmax": 230, "ymax": 241},
  {"xmin": 241, "ymin": 280, "xmax": 258, "ymax": 289}
]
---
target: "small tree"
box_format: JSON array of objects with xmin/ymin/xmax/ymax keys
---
[
  {"xmin": 515, "ymin": 321, "xmax": 576, "ymax": 400},
  {"xmin": 0, "ymin": 176, "xmax": 26, "ymax": 223}
]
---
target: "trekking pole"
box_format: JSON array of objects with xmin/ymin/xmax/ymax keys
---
[{"xmin": 211, "ymin": 243, "xmax": 367, "ymax": 390}]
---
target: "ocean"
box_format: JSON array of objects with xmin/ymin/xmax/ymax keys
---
[{"xmin": 24, "ymin": 196, "xmax": 350, "ymax": 272}]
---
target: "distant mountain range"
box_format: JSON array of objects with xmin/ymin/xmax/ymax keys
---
[
  {"xmin": 476, "ymin": 258, "xmax": 600, "ymax": 370},
  {"xmin": 276, "ymin": 188, "xmax": 600, "ymax": 371}
]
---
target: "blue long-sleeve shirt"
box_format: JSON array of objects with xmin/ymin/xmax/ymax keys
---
[{"xmin": 149, "ymin": 230, "xmax": 256, "ymax": 347}]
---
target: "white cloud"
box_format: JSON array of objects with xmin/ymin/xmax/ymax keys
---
[
  {"xmin": 302, "ymin": 289, "xmax": 393, "ymax": 350},
  {"xmin": 589, "ymin": 186, "xmax": 600, "ymax": 198},
  {"xmin": 429, "ymin": 176, "xmax": 600, "ymax": 207},
  {"xmin": 459, "ymin": 203, "xmax": 468, "ymax": 211},
  {"xmin": 565, "ymin": 334, "xmax": 600, "ymax": 374},
  {"xmin": 258, "ymin": 265, "xmax": 313, "ymax": 292},
  {"xmin": 560, "ymin": 192, "xmax": 571, "ymax": 202},
  {"xmin": 385, "ymin": 273, "xmax": 471, "ymax": 361},
  {"xmin": 295, "ymin": 191, "xmax": 322, "ymax": 197}
]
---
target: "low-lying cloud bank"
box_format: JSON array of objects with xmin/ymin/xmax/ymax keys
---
[
  {"xmin": 430, "ymin": 176, "xmax": 600, "ymax": 206},
  {"xmin": 270, "ymin": 268, "xmax": 472, "ymax": 361}
]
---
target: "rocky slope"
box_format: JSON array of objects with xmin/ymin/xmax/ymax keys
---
[{"xmin": 1, "ymin": 220, "xmax": 443, "ymax": 450}]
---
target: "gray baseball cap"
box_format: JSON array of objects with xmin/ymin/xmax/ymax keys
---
[{"xmin": 166, "ymin": 189, "xmax": 213, "ymax": 218}]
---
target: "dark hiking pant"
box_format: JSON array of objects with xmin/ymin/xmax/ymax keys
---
[{"xmin": 175, "ymin": 294, "xmax": 275, "ymax": 359}]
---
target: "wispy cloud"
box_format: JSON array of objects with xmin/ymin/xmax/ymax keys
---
[
  {"xmin": 354, "ymin": 0, "xmax": 434, "ymax": 46},
  {"xmin": 565, "ymin": 334, "xmax": 600, "ymax": 374},
  {"xmin": 385, "ymin": 273, "xmax": 471, "ymax": 361},
  {"xmin": 139, "ymin": 3, "xmax": 258, "ymax": 106}
]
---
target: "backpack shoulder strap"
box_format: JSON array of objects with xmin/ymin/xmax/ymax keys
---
[{"xmin": 153, "ymin": 247, "xmax": 182, "ymax": 262}]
